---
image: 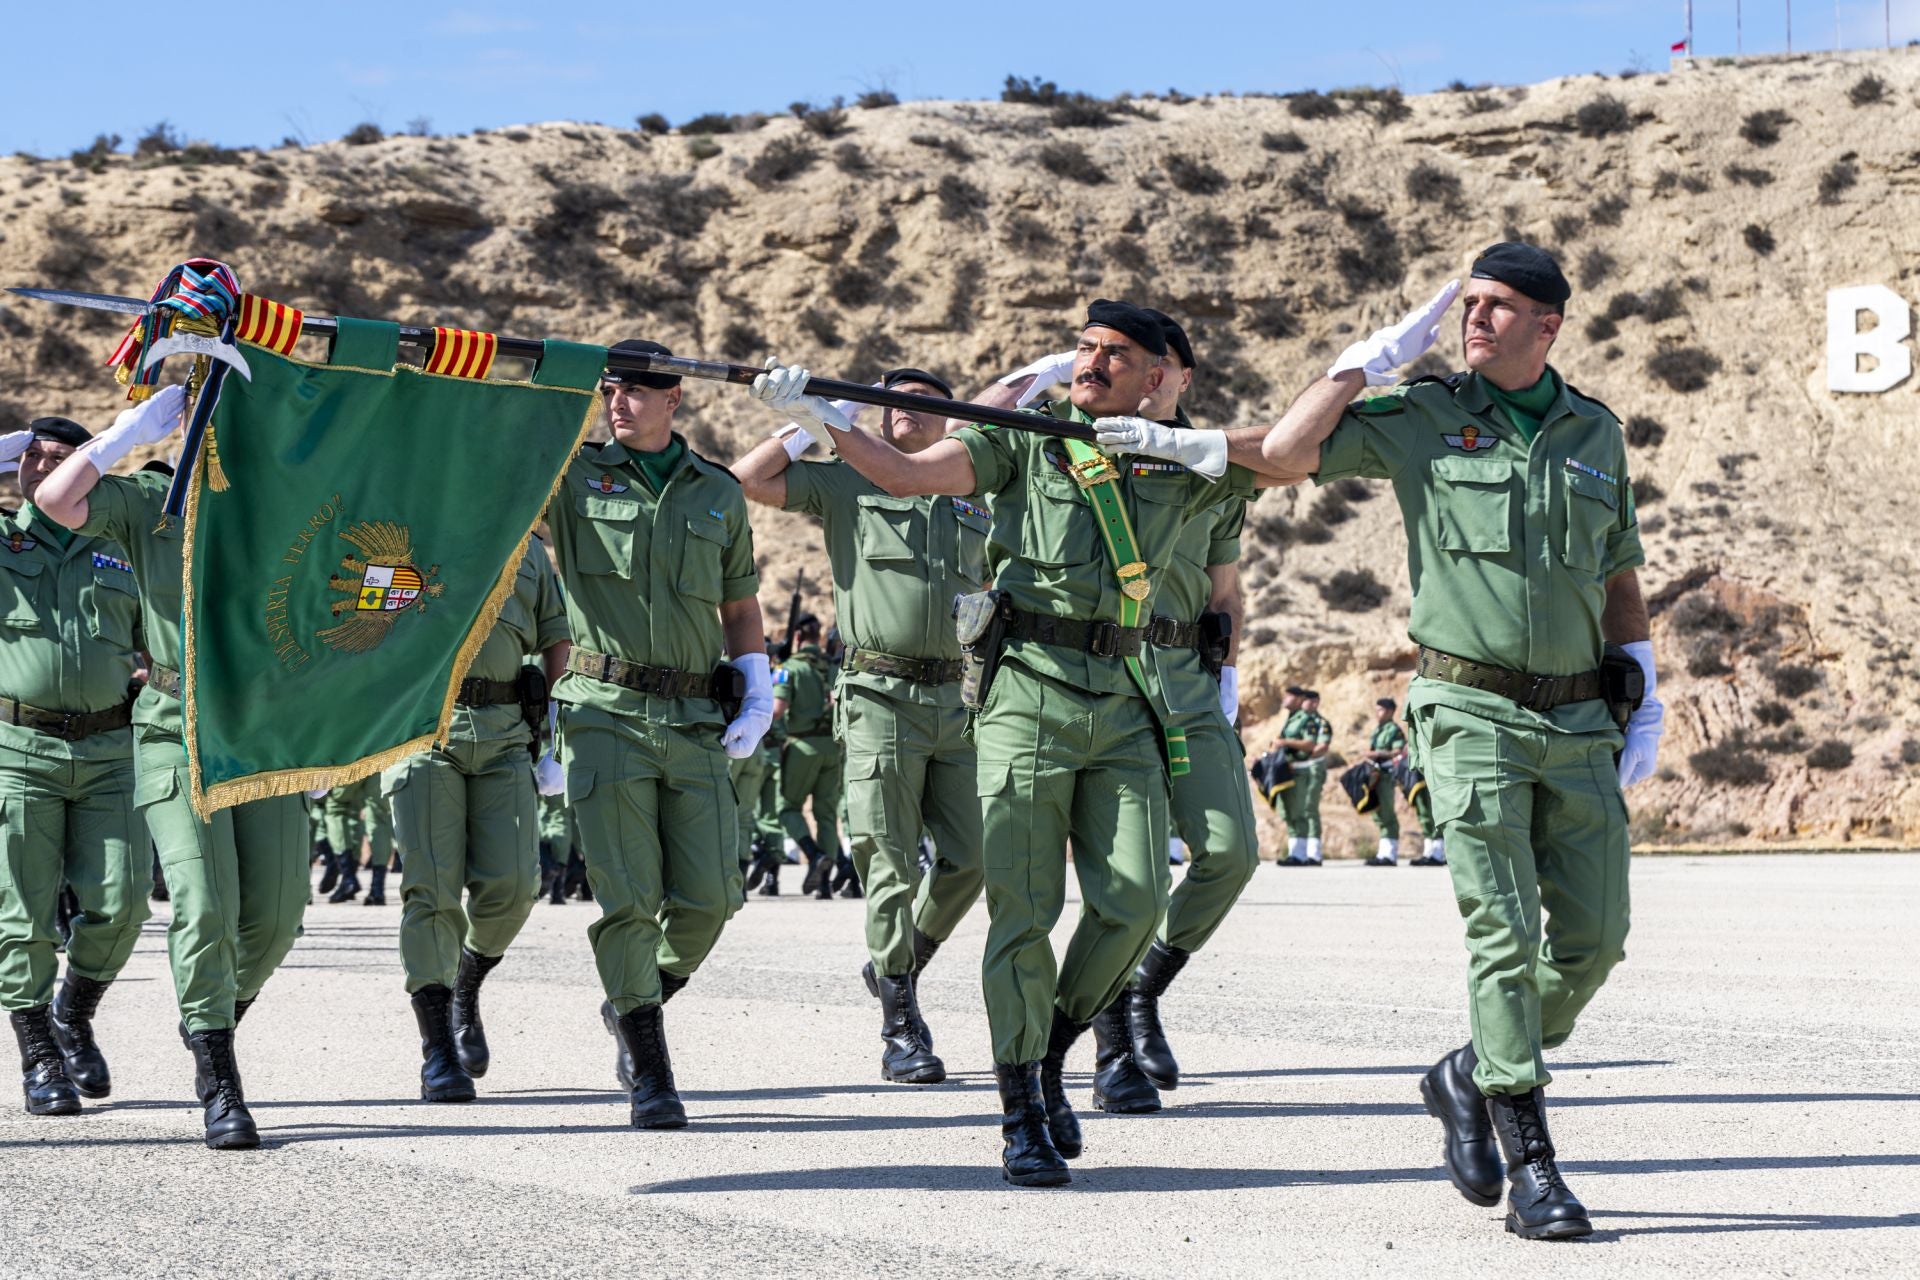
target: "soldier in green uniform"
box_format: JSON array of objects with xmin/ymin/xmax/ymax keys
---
[
  {"xmin": 1361, "ymin": 698, "xmax": 1443, "ymax": 865},
  {"xmin": 1127, "ymin": 246, "xmax": 1667, "ymax": 1239},
  {"xmin": 1270, "ymin": 687, "xmax": 1331, "ymax": 865},
  {"xmin": 41, "ymin": 385, "xmax": 310, "ymax": 1150},
  {"xmin": 322, "ymin": 777, "xmax": 395, "ymax": 905},
  {"xmin": 769, "ymin": 614, "xmax": 841, "ymax": 900},
  {"xmin": 735, "ymin": 365, "xmax": 988, "ymax": 1085},
  {"xmin": 752, "ymin": 298, "xmax": 1256, "ymax": 1187},
  {"xmin": 981, "ymin": 313, "xmax": 1260, "ymax": 1112},
  {"xmin": 384, "ymin": 539, "xmax": 570, "ymax": 1102},
  {"xmin": 543, "ymin": 339, "xmax": 771, "ymax": 1129},
  {"xmin": 0, "ymin": 417, "xmax": 147, "ymax": 1115}
]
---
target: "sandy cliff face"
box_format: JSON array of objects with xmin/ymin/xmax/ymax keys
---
[{"xmin": 2, "ymin": 51, "xmax": 1915, "ymax": 847}]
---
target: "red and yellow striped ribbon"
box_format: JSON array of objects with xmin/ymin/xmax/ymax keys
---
[
  {"xmin": 235, "ymin": 295, "xmax": 304, "ymax": 355},
  {"xmin": 425, "ymin": 328, "xmax": 497, "ymax": 380}
]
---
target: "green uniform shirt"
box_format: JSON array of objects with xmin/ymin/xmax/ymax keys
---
[
  {"xmin": 1316, "ymin": 367, "xmax": 1645, "ymax": 734},
  {"xmin": 545, "ymin": 434, "xmax": 758, "ymax": 724},
  {"xmin": 773, "ymin": 644, "xmax": 834, "ymax": 736},
  {"xmin": 782, "ymin": 457, "xmax": 991, "ymax": 709},
  {"xmin": 1370, "ymin": 721, "xmax": 1407, "ymax": 755},
  {"xmin": 0, "ymin": 505, "xmax": 141, "ymax": 759},
  {"xmin": 451, "ymin": 538, "xmax": 571, "ymax": 743},
  {"xmin": 1283, "ymin": 709, "xmax": 1332, "ymax": 765},
  {"xmin": 1150, "ymin": 408, "xmax": 1250, "ymax": 719},
  {"xmin": 73, "ymin": 469, "xmax": 188, "ymax": 734},
  {"xmin": 955, "ymin": 400, "xmax": 1255, "ymax": 700}
]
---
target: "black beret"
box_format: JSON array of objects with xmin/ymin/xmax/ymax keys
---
[
  {"xmin": 1470, "ymin": 242, "xmax": 1571, "ymax": 306},
  {"xmin": 1305, "ymin": 690, "xmax": 1322, "ymax": 701},
  {"xmin": 28, "ymin": 416, "xmax": 91, "ymax": 448},
  {"xmin": 794, "ymin": 612, "xmax": 821, "ymax": 631},
  {"xmin": 1141, "ymin": 307, "xmax": 1196, "ymax": 370},
  {"xmin": 603, "ymin": 338, "xmax": 681, "ymax": 389},
  {"xmin": 1083, "ymin": 299, "xmax": 1168, "ymax": 358},
  {"xmin": 881, "ymin": 367, "xmax": 953, "ymax": 400},
  {"xmin": 1285, "ymin": 685, "xmax": 1309, "ymax": 697},
  {"xmin": 1376, "ymin": 697, "xmax": 1397, "ymax": 711}
]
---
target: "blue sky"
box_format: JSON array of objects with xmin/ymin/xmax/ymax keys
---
[{"xmin": 8, "ymin": 1, "xmax": 1916, "ymax": 156}]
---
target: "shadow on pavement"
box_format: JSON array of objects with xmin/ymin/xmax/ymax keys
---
[
  {"xmin": 1587, "ymin": 1208, "xmax": 1920, "ymax": 1238},
  {"xmin": 630, "ymin": 1163, "xmax": 1448, "ymax": 1195}
]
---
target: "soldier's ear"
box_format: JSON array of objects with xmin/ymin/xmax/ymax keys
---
[
  {"xmin": 665, "ymin": 385, "xmax": 683, "ymax": 413},
  {"xmin": 1539, "ymin": 311, "xmax": 1563, "ymax": 346}
]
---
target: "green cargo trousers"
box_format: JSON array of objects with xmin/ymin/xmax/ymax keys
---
[
  {"xmin": 1411, "ymin": 701, "xmax": 1630, "ymax": 1095},
  {"xmin": 135, "ymin": 725, "xmax": 308, "ymax": 1033},
  {"xmin": 729, "ymin": 749, "xmax": 769, "ymax": 861},
  {"xmin": 559, "ymin": 704, "xmax": 742, "ymax": 1014},
  {"xmin": 0, "ymin": 735, "xmax": 148, "ymax": 1009},
  {"xmin": 974, "ymin": 662, "xmax": 1171, "ymax": 1065},
  {"xmin": 1280, "ymin": 761, "xmax": 1326, "ymax": 838},
  {"xmin": 539, "ymin": 793, "xmax": 573, "ymax": 860},
  {"xmin": 325, "ymin": 779, "xmax": 394, "ymax": 868},
  {"xmin": 778, "ymin": 734, "xmax": 842, "ymax": 853},
  {"xmin": 839, "ymin": 683, "xmax": 985, "ymax": 976},
  {"xmin": 386, "ymin": 730, "xmax": 538, "ymax": 994},
  {"xmin": 1163, "ymin": 710, "xmax": 1259, "ymax": 953}
]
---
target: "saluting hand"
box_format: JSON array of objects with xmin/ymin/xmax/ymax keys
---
[
  {"xmin": 1329, "ymin": 279, "xmax": 1461, "ymax": 386},
  {"xmin": 0, "ymin": 429, "xmax": 32, "ymax": 469},
  {"xmin": 80, "ymin": 383, "xmax": 188, "ymax": 474}
]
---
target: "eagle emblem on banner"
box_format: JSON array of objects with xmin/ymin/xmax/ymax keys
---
[{"xmin": 318, "ymin": 521, "xmax": 446, "ymax": 654}]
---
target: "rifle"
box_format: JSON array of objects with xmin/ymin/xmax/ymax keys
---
[{"xmin": 776, "ymin": 570, "xmax": 806, "ymax": 664}]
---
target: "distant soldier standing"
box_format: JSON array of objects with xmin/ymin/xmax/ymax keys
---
[
  {"xmin": 321, "ymin": 777, "xmax": 395, "ymax": 905},
  {"xmin": 41, "ymin": 385, "xmax": 311, "ymax": 1150},
  {"xmin": 735, "ymin": 365, "xmax": 988, "ymax": 1084},
  {"xmin": 1273, "ymin": 687, "xmax": 1331, "ymax": 865},
  {"xmin": 1361, "ymin": 698, "xmax": 1444, "ymax": 866},
  {"xmin": 0, "ymin": 418, "xmax": 147, "ymax": 1115},
  {"xmin": 770, "ymin": 614, "xmax": 842, "ymax": 901},
  {"xmin": 384, "ymin": 539, "xmax": 570, "ymax": 1102}
]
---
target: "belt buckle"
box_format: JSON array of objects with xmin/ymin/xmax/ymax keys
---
[
  {"xmin": 1087, "ymin": 622, "xmax": 1120, "ymax": 659},
  {"xmin": 1518, "ymin": 676, "xmax": 1556, "ymax": 714},
  {"xmin": 58, "ymin": 712, "xmax": 80, "ymax": 740}
]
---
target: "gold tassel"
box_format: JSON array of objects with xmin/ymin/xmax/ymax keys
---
[{"xmin": 203, "ymin": 423, "xmax": 230, "ymax": 492}]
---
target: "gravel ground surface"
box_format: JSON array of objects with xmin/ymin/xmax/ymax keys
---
[{"xmin": 2, "ymin": 852, "xmax": 1914, "ymax": 1277}]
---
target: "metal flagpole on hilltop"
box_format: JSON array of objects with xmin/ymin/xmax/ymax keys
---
[{"xmin": 1787, "ymin": 0, "xmax": 1793, "ymax": 53}]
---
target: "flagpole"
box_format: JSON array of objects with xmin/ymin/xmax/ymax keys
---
[{"xmin": 1787, "ymin": 0, "xmax": 1793, "ymax": 53}]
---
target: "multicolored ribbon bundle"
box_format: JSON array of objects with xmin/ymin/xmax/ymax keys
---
[{"xmin": 103, "ymin": 259, "xmax": 242, "ymax": 401}]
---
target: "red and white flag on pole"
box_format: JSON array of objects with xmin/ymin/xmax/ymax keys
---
[{"xmin": 1671, "ymin": 37, "xmax": 1689, "ymax": 52}]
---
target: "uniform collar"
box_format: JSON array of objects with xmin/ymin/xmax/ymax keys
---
[
  {"xmin": 590, "ymin": 431, "xmax": 696, "ymax": 473},
  {"xmin": 1459, "ymin": 366, "xmax": 1585, "ymax": 431}
]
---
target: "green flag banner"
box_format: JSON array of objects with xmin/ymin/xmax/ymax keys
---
[{"xmin": 182, "ymin": 318, "xmax": 605, "ymax": 817}]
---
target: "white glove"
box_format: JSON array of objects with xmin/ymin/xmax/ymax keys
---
[
  {"xmin": 1000, "ymin": 349, "xmax": 1078, "ymax": 409},
  {"xmin": 1093, "ymin": 416, "xmax": 1228, "ymax": 480},
  {"xmin": 751, "ymin": 361, "xmax": 853, "ymax": 435},
  {"xmin": 0, "ymin": 429, "xmax": 32, "ymax": 466},
  {"xmin": 775, "ymin": 398, "xmax": 863, "ymax": 459},
  {"xmin": 80, "ymin": 384, "xmax": 188, "ymax": 474},
  {"xmin": 1218, "ymin": 665, "xmax": 1239, "ymax": 723},
  {"xmin": 534, "ymin": 751, "xmax": 566, "ymax": 797},
  {"xmin": 720, "ymin": 652, "xmax": 774, "ymax": 759},
  {"xmin": 1615, "ymin": 640, "xmax": 1664, "ymax": 788},
  {"xmin": 306, "ymin": 787, "xmax": 330, "ymax": 800},
  {"xmin": 1328, "ymin": 279, "xmax": 1461, "ymax": 386}
]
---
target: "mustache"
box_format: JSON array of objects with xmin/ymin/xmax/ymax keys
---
[{"xmin": 1075, "ymin": 370, "xmax": 1111, "ymax": 388}]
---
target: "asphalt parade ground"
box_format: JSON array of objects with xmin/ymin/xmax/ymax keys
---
[{"xmin": 1, "ymin": 851, "xmax": 1915, "ymax": 1277}]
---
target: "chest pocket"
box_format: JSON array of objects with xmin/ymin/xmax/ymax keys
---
[
  {"xmin": 1559, "ymin": 467, "xmax": 1618, "ymax": 575},
  {"xmin": 85, "ymin": 567, "xmax": 140, "ymax": 650},
  {"xmin": 1, "ymin": 557, "xmax": 46, "ymax": 632},
  {"xmin": 676, "ymin": 516, "xmax": 729, "ymax": 602},
  {"xmin": 1431, "ymin": 455, "xmax": 1514, "ymax": 555},
  {"xmin": 856, "ymin": 495, "xmax": 922, "ymax": 564},
  {"xmin": 1022, "ymin": 468, "xmax": 1098, "ymax": 568},
  {"xmin": 953, "ymin": 511, "xmax": 991, "ymax": 587},
  {"xmin": 571, "ymin": 492, "xmax": 638, "ymax": 579}
]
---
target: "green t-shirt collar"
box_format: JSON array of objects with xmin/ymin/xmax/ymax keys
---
[
  {"xmin": 1483, "ymin": 368, "xmax": 1562, "ymax": 445},
  {"xmin": 21, "ymin": 504, "xmax": 73, "ymax": 550}
]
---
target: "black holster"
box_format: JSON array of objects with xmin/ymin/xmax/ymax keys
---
[
  {"xmin": 1197, "ymin": 610, "xmax": 1232, "ymax": 681},
  {"xmin": 953, "ymin": 589, "xmax": 1012, "ymax": 713},
  {"xmin": 1599, "ymin": 643, "xmax": 1647, "ymax": 733},
  {"xmin": 710, "ymin": 664, "xmax": 747, "ymax": 723},
  {"xmin": 514, "ymin": 667, "xmax": 550, "ymax": 760}
]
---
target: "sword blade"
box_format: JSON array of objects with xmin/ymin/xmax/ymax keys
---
[{"xmin": 7, "ymin": 286, "xmax": 150, "ymax": 316}]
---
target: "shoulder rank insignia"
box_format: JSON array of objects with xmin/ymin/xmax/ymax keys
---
[
  {"xmin": 5, "ymin": 532, "xmax": 37, "ymax": 553},
  {"xmin": 950, "ymin": 497, "xmax": 991, "ymax": 520},
  {"xmin": 585, "ymin": 474, "xmax": 629, "ymax": 495},
  {"xmin": 91, "ymin": 552, "xmax": 133, "ymax": 573},
  {"xmin": 1440, "ymin": 425, "xmax": 1500, "ymax": 452}
]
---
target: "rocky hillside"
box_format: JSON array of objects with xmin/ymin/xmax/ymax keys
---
[{"xmin": 3, "ymin": 52, "xmax": 1916, "ymax": 849}]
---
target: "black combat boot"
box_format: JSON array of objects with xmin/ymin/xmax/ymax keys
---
[
  {"xmin": 49, "ymin": 972, "xmax": 114, "ymax": 1098},
  {"xmin": 363, "ymin": 862, "xmax": 388, "ymax": 906},
  {"xmin": 743, "ymin": 837, "xmax": 771, "ymax": 892},
  {"xmin": 151, "ymin": 853, "xmax": 170, "ymax": 902},
  {"xmin": 756, "ymin": 857, "xmax": 781, "ymax": 896},
  {"xmin": 832, "ymin": 853, "xmax": 863, "ymax": 898},
  {"xmin": 797, "ymin": 837, "xmax": 828, "ymax": 895},
  {"xmin": 315, "ymin": 839, "xmax": 339, "ymax": 894},
  {"xmin": 616, "ymin": 1004, "xmax": 687, "ymax": 1129},
  {"xmin": 1486, "ymin": 1088, "xmax": 1592, "ymax": 1240},
  {"xmin": 602, "ymin": 976, "xmax": 687, "ymax": 1092},
  {"xmin": 1039, "ymin": 1008, "xmax": 1089, "ymax": 1159},
  {"xmin": 536, "ymin": 839, "xmax": 560, "ymax": 901},
  {"xmin": 180, "ymin": 998, "xmax": 254, "ymax": 1104},
  {"xmin": 11, "ymin": 1006, "xmax": 81, "ymax": 1116},
  {"xmin": 1420, "ymin": 1041, "xmax": 1503, "ymax": 1206},
  {"xmin": 187, "ymin": 1029, "xmax": 259, "ymax": 1148},
  {"xmin": 54, "ymin": 885, "xmax": 78, "ymax": 951},
  {"xmin": 449, "ymin": 948, "xmax": 503, "ymax": 1076},
  {"xmin": 548, "ymin": 853, "xmax": 569, "ymax": 904},
  {"xmin": 565, "ymin": 854, "xmax": 592, "ymax": 901},
  {"xmin": 327, "ymin": 857, "xmax": 361, "ymax": 903},
  {"xmin": 1090, "ymin": 999, "xmax": 1161, "ymax": 1114},
  {"xmin": 862, "ymin": 928, "xmax": 940, "ymax": 1049},
  {"xmin": 410, "ymin": 986, "xmax": 476, "ymax": 1103},
  {"xmin": 874, "ymin": 975, "xmax": 945, "ymax": 1085},
  {"xmin": 1126, "ymin": 941, "xmax": 1190, "ymax": 1090},
  {"xmin": 994, "ymin": 1062, "xmax": 1069, "ymax": 1187}
]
